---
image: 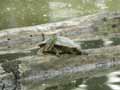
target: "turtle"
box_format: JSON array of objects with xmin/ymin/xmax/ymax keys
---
[{"xmin": 37, "ymin": 35, "xmax": 87, "ymax": 56}]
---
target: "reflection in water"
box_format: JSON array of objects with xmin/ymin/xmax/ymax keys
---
[
  {"xmin": 107, "ymin": 71, "xmax": 120, "ymax": 83},
  {"xmin": 106, "ymin": 71, "xmax": 120, "ymax": 90},
  {"xmin": 107, "ymin": 85, "xmax": 120, "ymax": 90},
  {"xmin": 0, "ymin": 0, "xmax": 49, "ymax": 29},
  {"xmin": 7, "ymin": 8, "xmax": 17, "ymax": 28},
  {"xmin": 48, "ymin": 1, "xmax": 80, "ymax": 22},
  {"xmin": 46, "ymin": 71, "xmax": 120, "ymax": 90},
  {"xmin": 95, "ymin": 0, "xmax": 107, "ymax": 9},
  {"xmin": 63, "ymin": 75, "xmax": 110, "ymax": 90},
  {"xmin": 72, "ymin": 83, "xmax": 87, "ymax": 90},
  {"xmin": 86, "ymin": 76, "xmax": 109, "ymax": 90},
  {"xmin": 48, "ymin": 0, "xmax": 100, "ymax": 22}
]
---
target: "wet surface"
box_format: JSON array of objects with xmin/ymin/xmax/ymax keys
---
[
  {"xmin": 0, "ymin": 0, "xmax": 120, "ymax": 30},
  {"xmin": 42, "ymin": 71, "xmax": 120, "ymax": 90}
]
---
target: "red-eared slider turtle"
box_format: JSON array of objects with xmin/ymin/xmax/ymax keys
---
[{"xmin": 38, "ymin": 36, "xmax": 86, "ymax": 56}]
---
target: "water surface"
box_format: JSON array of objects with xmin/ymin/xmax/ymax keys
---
[{"xmin": 0, "ymin": 0, "xmax": 120, "ymax": 30}]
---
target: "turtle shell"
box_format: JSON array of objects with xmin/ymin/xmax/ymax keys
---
[{"xmin": 39, "ymin": 36, "xmax": 81, "ymax": 50}]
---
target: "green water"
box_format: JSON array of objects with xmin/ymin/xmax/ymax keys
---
[
  {"xmin": 0, "ymin": 0, "xmax": 120, "ymax": 30},
  {"xmin": 0, "ymin": 0, "xmax": 120, "ymax": 90}
]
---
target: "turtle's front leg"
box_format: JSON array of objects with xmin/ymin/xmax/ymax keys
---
[
  {"xmin": 48, "ymin": 35, "xmax": 57, "ymax": 50},
  {"xmin": 37, "ymin": 47, "xmax": 44, "ymax": 56},
  {"xmin": 44, "ymin": 38, "xmax": 56, "ymax": 51}
]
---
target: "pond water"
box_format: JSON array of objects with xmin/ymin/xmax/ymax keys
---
[
  {"xmin": 0, "ymin": 0, "xmax": 120, "ymax": 30},
  {"xmin": 0, "ymin": 0, "xmax": 120, "ymax": 90},
  {"xmin": 43, "ymin": 70, "xmax": 120, "ymax": 90}
]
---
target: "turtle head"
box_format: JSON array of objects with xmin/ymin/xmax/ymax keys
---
[
  {"xmin": 38, "ymin": 43, "xmax": 46, "ymax": 48},
  {"xmin": 41, "ymin": 33, "xmax": 45, "ymax": 41}
]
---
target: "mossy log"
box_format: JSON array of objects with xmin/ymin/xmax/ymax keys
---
[
  {"xmin": 0, "ymin": 11, "xmax": 120, "ymax": 90},
  {"xmin": 0, "ymin": 45, "xmax": 120, "ymax": 90},
  {"xmin": 0, "ymin": 11, "xmax": 120, "ymax": 52}
]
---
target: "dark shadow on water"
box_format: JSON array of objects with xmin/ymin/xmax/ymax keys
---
[{"xmin": 86, "ymin": 76, "xmax": 111, "ymax": 90}]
